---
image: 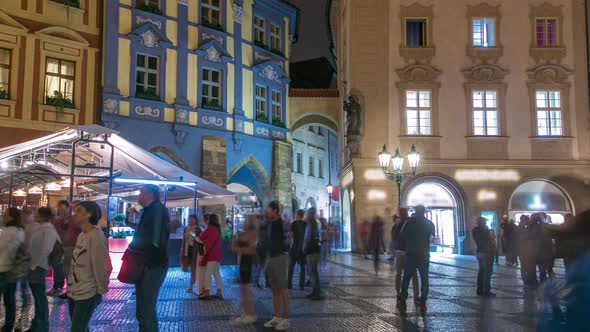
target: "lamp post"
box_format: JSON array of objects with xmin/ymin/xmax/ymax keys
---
[
  {"xmin": 326, "ymin": 183, "xmax": 333, "ymax": 222},
  {"xmin": 377, "ymin": 144, "xmax": 420, "ymax": 209}
]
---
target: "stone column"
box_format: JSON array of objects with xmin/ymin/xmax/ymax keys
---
[
  {"xmin": 201, "ymin": 136, "xmax": 228, "ymax": 229},
  {"xmin": 272, "ymin": 140, "xmax": 293, "ymax": 214}
]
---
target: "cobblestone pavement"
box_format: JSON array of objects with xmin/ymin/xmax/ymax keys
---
[{"xmin": 1, "ymin": 253, "xmax": 558, "ymax": 331}]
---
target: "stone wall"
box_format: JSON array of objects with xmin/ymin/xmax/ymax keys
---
[
  {"xmin": 201, "ymin": 136, "xmax": 227, "ymax": 227},
  {"xmin": 272, "ymin": 140, "xmax": 293, "ymax": 214}
]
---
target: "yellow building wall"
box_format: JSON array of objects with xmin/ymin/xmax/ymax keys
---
[
  {"xmin": 244, "ymin": 122, "xmax": 254, "ymax": 135},
  {"xmin": 166, "ymin": 20, "xmax": 178, "ymax": 46},
  {"xmin": 165, "ymin": 49, "xmax": 177, "ymax": 104},
  {"xmin": 120, "ymin": 0, "xmax": 131, "ymax": 6},
  {"xmin": 189, "ymin": 111, "xmax": 198, "ymax": 126},
  {"xmin": 119, "ymin": 101, "xmax": 130, "ymax": 117},
  {"xmin": 227, "ymin": 37, "xmax": 235, "ymax": 57},
  {"xmin": 188, "ymin": 0, "xmax": 199, "ymax": 24},
  {"xmin": 242, "ymin": 0, "xmax": 253, "ymax": 42},
  {"xmin": 167, "ymin": 0, "xmax": 178, "ymax": 19},
  {"xmin": 227, "ymin": 64, "xmax": 235, "ymax": 114},
  {"xmin": 225, "ymin": 0, "xmax": 234, "ymax": 35},
  {"xmin": 188, "ymin": 26, "xmax": 198, "ymax": 50},
  {"xmin": 118, "ymin": 39, "xmax": 131, "ymax": 97},
  {"xmin": 226, "ymin": 118, "xmax": 234, "ymax": 131},
  {"xmin": 242, "ymin": 44, "xmax": 252, "ymax": 67},
  {"xmin": 242, "ymin": 69, "xmax": 254, "ymax": 119},
  {"xmin": 164, "ymin": 108, "xmax": 175, "ymax": 122},
  {"xmin": 119, "ymin": 8, "xmax": 132, "ymax": 34},
  {"xmin": 187, "ymin": 54, "xmax": 198, "ymax": 108}
]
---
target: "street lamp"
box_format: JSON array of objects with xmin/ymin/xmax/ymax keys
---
[
  {"xmin": 326, "ymin": 183, "xmax": 333, "ymax": 222},
  {"xmin": 377, "ymin": 144, "xmax": 420, "ymax": 209}
]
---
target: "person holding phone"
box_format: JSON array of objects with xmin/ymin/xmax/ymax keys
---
[{"xmin": 181, "ymin": 215, "xmax": 202, "ymax": 293}]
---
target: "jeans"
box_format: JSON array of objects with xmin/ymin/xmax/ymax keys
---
[
  {"xmin": 0, "ymin": 280, "xmax": 17, "ymax": 332},
  {"xmin": 68, "ymin": 294, "xmax": 102, "ymax": 332},
  {"xmin": 287, "ymin": 254, "xmax": 306, "ymax": 288},
  {"xmin": 307, "ymin": 253, "xmax": 320, "ymax": 297},
  {"xmin": 29, "ymin": 267, "xmax": 49, "ymax": 332},
  {"xmin": 476, "ymin": 253, "xmax": 494, "ymax": 294},
  {"xmin": 136, "ymin": 266, "xmax": 168, "ymax": 332},
  {"xmin": 400, "ymin": 254, "xmax": 429, "ymax": 304}
]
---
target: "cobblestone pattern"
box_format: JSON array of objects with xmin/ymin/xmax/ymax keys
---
[{"xmin": 0, "ymin": 254, "xmax": 551, "ymax": 331}]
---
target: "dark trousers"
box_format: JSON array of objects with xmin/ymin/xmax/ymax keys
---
[
  {"xmin": 68, "ymin": 294, "xmax": 102, "ymax": 332},
  {"xmin": 52, "ymin": 260, "xmax": 65, "ymax": 290},
  {"xmin": 476, "ymin": 253, "xmax": 494, "ymax": 294},
  {"xmin": 0, "ymin": 280, "xmax": 17, "ymax": 332},
  {"xmin": 520, "ymin": 255, "xmax": 538, "ymax": 286},
  {"xmin": 29, "ymin": 267, "xmax": 49, "ymax": 332},
  {"xmin": 307, "ymin": 253, "xmax": 321, "ymax": 297},
  {"xmin": 136, "ymin": 266, "xmax": 168, "ymax": 332},
  {"xmin": 287, "ymin": 254, "xmax": 306, "ymax": 288},
  {"xmin": 400, "ymin": 254, "xmax": 429, "ymax": 304}
]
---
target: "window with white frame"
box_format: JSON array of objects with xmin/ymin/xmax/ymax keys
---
[
  {"xmin": 318, "ymin": 159, "xmax": 324, "ymax": 179},
  {"xmin": 472, "ymin": 18, "xmax": 495, "ymax": 47},
  {"xmin": 406, "ymin": 90, "xmax": 432, "ymax": 135},
  {"xmin": 472, "ymin": 91, "xmax": 498, "ymax": 136},
  {"xmin": 0, "ymin": 48, "xmax": 11, "ymax": 99},
  {"xmin": 271, "ymin": 24, "xmax": 282, "ymax": 52},
  {"xmin": 255, "ymin": 85, "xmax": 267, "ymax": 121},
  {"xmin": 45, "ymin": 57, "xmax": 75, "ymax": 105},
  {"xmin": 201, "ymin": 68, "xmax": 221, "ymax": 109},
  {"xmin": 535, "ymin": 18, "xmax": 558, "ymax": 47},
  {"xmin": 254, "ymin": 17, "xmax": 266, "ymax": 47},
  {"xmin": 271, "ymin": 90, "xmax": 282, "ymax": 124},
  {"xmin": 308, "ymin": 156, "xmax": 314, "ymax": 176},
  {"xmin": 201, "ymin": 0, "xmax": 221, "ymax": 28},
  {"xmin": 535, "ymin": 90, "xmax": 562, "ymax": 136},
  {"xmin": 135, "ymin": 54, "xmax": 158, "ymax": 99}
]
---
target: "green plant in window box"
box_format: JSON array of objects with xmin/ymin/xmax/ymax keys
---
[
  {"xmin": 52, "ymin": 0, "xmax": 80, "ymax": 8},
  {"xmin": 136, "ymin": 2, "xmax": 162, "ymax": 15},
  {"xmin": 272, "ymin": 118, "xmax": 285, "ymax": 128},
  {"xmin": 46, "ymin": 91, "xmax": 75, "ymax": 112},
  {"xmin": 202, "ymin": 99, "xmax": 222, "ymax": 110},
  {"xmin": 201, "ymin": 17, "xmax": 224, "ymax": 32},
  {"xmin": 257, "ymin": 113, "xmax": 268, "ymax": 123},
  {"xmin": 271, "ymin": 48, "xmax": 284, "ymax": 57},
  {"xmin": 136, "ymin": 87, "xmax": 160, "ymax": 101},
  {"xmin": 0, "ymin": 87, "xmax": 8, "ymax": 100},
  {"xmin": 254, "ymin": 40, "xmax": 268, "ymax": 50}
]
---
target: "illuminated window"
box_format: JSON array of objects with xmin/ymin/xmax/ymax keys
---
[
  {"xmin": 472, "ymin": 91, "xmax": 498, "ymax": 136},
  {"xmin": 0, "ymin": 48, "xmax": 10, "ymax": 99},
  {"xmin": 255, "ymin": 85, "xmax": 267, "ymax": 121},
  {"xmin": 201, "ymin": 0, "xmax": 221, "ymax": 28},
  {"xmin": 254, "ymin": 17, "xmax": 266, "ymax": 47},
  {"xmin": 472, "ymin": 18, "xmax": 495, "ymax": 47},
  {"xmin": 536, "ymin": 18, "xmax": 558, "ymax": 47},
  {"xmin": 535, "ymin": 91, "xmax": 562, "ymax": 136},
  {"xmin": 135, "ymin": 54, "xmax": 158, "ymax": 100},
  {"xmin": 44, "ymin": 57, "xmax": 75, "ymax": 106},
  {"xmin": 271, "ymin": 24, "xmax": 282, "ymax": 52},
  {"xmin": 201, "ymin": 69, "xmax": 221, "ymax": 110},
  {"xmin": 406, "ymin": 90, "xmax": 431, "ymax": 135},
  {"xmin": 406, "ymin": 19, "xmax": 427, "ymax": 47}
]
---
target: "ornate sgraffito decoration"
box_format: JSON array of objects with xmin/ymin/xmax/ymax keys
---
[
  {"xmin": 134, "ymin": 105, "xmax": 161, "ymax": 118},
  {"xmin": 233, "ymin": 1, "xmax": 245, "ymax": 23},
  {"xmin": 396, "ymin": 64, "xmax": 442, "ymax": 82},
  {"xmin": 176, "ymin": 109, "xmax": 189, "ymax": 124},
  {"xmin": 235, "ymin": 119, "xmax": 245, "ymax": 132},
  {"xmin": 463, "ymin": 64, "xmax": 509, "ymax": 83},
  {"xmin": 206, "ymin": 46, "xmax": 221, "ymax": 62},
  {"xmin": 527, "ymin": 64, "xmax": 572, "ymax": 84},
  {"xmin": 260, "ymin": 65, "xmax": 280, "ymax": 83},
  {"xmin": 255, "ymin": 52, "xmax": 272, "ymax": 63},
  {"xmin": 201, "ymin": 32, "xmax": 223, "ymax": 44},
  {"xmin": 271, "ymin": 131, "xmax": 285, "ymax": 140},
  {"xmin": 103, "ymin": 99, "xmax": 119, "ymax": 114},
  {"xmin": 141, "ymin": 30, "xmax": 157, "ymax": 47},
  {"xmin": 136, "ymin": 16, "xmax": 162, "ymax": 30},
  {"xmin": 177, "ymin": 0, "xmax": 188, "ymax": 5},
  {"xmin": 202, "ymin": 115, "xmax": 224, "ymax": 127},
  {"xmin": 256, "ymin": 127, "xmax": 270, "ymax": 137}
]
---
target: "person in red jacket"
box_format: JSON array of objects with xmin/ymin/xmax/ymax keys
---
[{"xmin": 196, "ymin": 214, "xmax": 223, "ymax": 300}]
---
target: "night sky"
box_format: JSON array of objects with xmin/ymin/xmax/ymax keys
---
[{"xmin": 289, "ymin": 0, "xmax": 332, "ymax": 63}]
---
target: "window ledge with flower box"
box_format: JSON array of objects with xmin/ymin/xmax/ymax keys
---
[
  {"xmin": 50, "ymin": 0, "xmax": 80, "ymax": 8},
  {"xmin": 256, "ymin": 113, "xmax": 269, "ymax": 123},
  {"xmin": 253, "ymin": 42, "xmax": 286, "ymax": 61},
  {"xmin": 200, "ymin": 18, "xmax": 224, "ymax": 32},
  {"xmin": 136, "ymin": 3, "xmax": 162, "ymax": 15},
  {"xmin": 201, "ymin": 99, "xmax": 222, "ymax": 111},
  {"xmin": 135, "ymin": 88, "xmax": 160, "ymax": 101},
  {"xmin": 272, "ymin": 118, "xmax": 285, "ymax": 128}
]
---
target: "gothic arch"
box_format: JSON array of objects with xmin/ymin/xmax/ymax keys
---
[
  {"xmin": 228, "ymin": 155, "xmax": 272, "ymax": 205},
  {"xmin": 291, "ymin": 113, "xmax": 338, "ymax": 133}
]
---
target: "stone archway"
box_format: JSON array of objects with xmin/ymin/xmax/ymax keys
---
[
  {"xmin": 149, "ymin": 146, "xmax": 190, "ymax": 171},
  {"xmin": 291, "ymin": 113, "xmax": 338, "ymax": 133},
  {"xmin": 228, "ymin": 155, "xmax": 272, "ymax": 206}
]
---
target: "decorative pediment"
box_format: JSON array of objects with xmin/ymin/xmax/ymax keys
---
[
  {"xmin": 253, "ymin": 61, "xmax": 289, "ymax": 85},
  {"xmin": 463, "ymin": 64, "xmax": 509, "ymax": 83},
  {"xmin": 396, "ymin": 64, "xmax": 441, "ymax": 82},
  {"xmin": 0, "ymin": 10, "xmax": 28, "ymax": 33},
  {"xmin": 466, "ymin": 3, "xmax": 501, "ymax": 18},
  {"xmin": 37, "ymin": 26, "xmax": 89, "ymax": 46},
  {"xmin": 527, "ymin": 64, "xmax": 572, "ymax": 84},
  {"xmin": 195, "ymin": 39, "xmax": 232, "ymax": 63},
  {"xmin": 530, "ymin": 2, "xmax": 563, "ymax": 19},
  {"xmin": 129, "ymin": 23, "xmax": 172, "ymax": 48}
]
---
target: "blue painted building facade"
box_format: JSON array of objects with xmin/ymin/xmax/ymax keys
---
[{"xmin": 101, "ymin": 0, "xmax": 298, "ymax": 207}]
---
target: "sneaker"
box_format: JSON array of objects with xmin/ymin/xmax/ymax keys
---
[
  {"xmin": 241, "ymin": 315, "xmax": 257, "ymax": 325},
  {"xmin": 46, "ymin": 288, "xmax": 62, "ymax": 297},
  {"xmin": 264, "ymin": 317, "xmax": 281, "ymax": 328},
  {"xmin": 231, "ymin": 315, "xmax": 246, "ymax": 326},
  {"xmin": 274, "ymin": 318, "xmax": 290, "ymax": 331}
]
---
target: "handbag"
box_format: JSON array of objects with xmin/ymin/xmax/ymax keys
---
[
  {"xmin": 198, "ymin": 233, "xmax": 219, "ymax": 267},
  {"xmin": 117, "ymin": 248, "xmax": 145, "ymax": 284}
]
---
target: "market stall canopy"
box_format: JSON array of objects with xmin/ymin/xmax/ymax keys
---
[{"xmin": 0, "ymin": 125, "xmax": 236, "ymax": 206}]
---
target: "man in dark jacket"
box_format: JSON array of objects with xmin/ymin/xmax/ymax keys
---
[
  {"xmin": 288, "ymin": 210, "xmax": 307, "ymax": 290},
  {"xmin": 473, "ymin": 217, "xmax": 495, "ymax": 296},
  {"xmin": 501, "ymin": 216, "xmax": 518, "ymax": 266},
  {"xmin": 130, "ymin": 184, "xmax": 170, "ymax": 332},
  {"xmin": 303, "ymin": 208, "xmax": 322, "ymax": 300},
  {"xmin": 397, "ymin": 205, "xmax": 435, "ymax": 314}
]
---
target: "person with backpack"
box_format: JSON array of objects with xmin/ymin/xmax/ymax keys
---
[
  {"xmin": 0, "ymin": 208, "xmax": 26, "ymax": 332},
  {"xmin": 67, "ymin": 201, "xmax": 112, "ymax": 331},
  {"xmin": 28, "ymin": 207, "xmax": 60, "ymax": 332}
]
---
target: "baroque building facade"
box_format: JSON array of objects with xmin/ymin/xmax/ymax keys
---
[
  {"xmin": 100, "ymin": 0, "xmax": 298, "ymax": 210},
  {"xmin": 0, "ymin": 0, "xmax": 102, "ymax": 146},
  {"xmin": 333, "ymin": 0, "xmax": 590, "ymax": 254}
]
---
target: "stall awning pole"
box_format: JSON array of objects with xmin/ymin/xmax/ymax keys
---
[
  {"xmin": 193, "ymin": 185, "xmax": 197, "ymax": 213},
  {"xmin": 8, "ymin": 172, "xmax": 14, "ymax": 208}
]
